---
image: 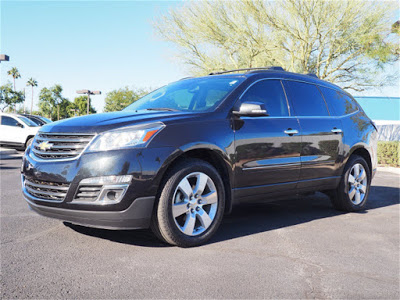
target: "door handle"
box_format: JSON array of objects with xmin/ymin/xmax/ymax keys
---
[
  {"xmin": 284, "ymin": 129, "xmax": 299, "ymax": 136},
  {"xmin": 331, "ymin": 128, "xmax": 343, "ymax": 134}
]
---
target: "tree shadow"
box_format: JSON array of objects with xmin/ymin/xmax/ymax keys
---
[{"xmin": 65, "ymin": 185, "xmax": 399, "ymax": 247}]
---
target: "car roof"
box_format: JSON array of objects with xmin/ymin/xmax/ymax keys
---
[
  {"xmin": 20, "ymin": 114, "xmax": 41, "ymax": 118},
  {"xmin": 0, "ymin": 112, "xmax": 22, "ymax": 118},
  {"xmin": 202, "ymin": 68, "xmax": 344, "ymax": 93}
]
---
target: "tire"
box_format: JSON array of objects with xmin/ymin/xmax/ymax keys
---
[
  {"xmin": 330, "ymin": 155, "xmax": 371, "ymax": 212},
  {"xmin": 25, "ymin": 137, "xmax": 34, "ymax": 149},
  {"xmin": 151, "ymin": 158, "xmax": 225, "ymax": 247}
]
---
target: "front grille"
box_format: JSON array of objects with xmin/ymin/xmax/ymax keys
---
[
  {"xmin": 74, "ymin": 185, "xmax": 102, "ymax": 202},
  {"xmin": 24, "ymin": 177, "xmax": 70, "ymax": 202},
  {"xmin": 31, "ymin": 132, "xmax": 95, "ymax": 160}
]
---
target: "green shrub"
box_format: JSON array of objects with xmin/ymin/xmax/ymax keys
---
[{"xmin": 377, "ymin": 141, "xmax": 400, "ymax": 167}]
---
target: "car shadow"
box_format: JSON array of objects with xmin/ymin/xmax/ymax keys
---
[
  {"xmin": 0, "ymin": 165, "xmax": 21, "ymax": 170},
  {"xmin": 0, "ymin": 155, "xmax": 23, "ymax": 160},
  {"xmin": 65, "ymin": 185, "xmax": 399, "ymax": 247}
]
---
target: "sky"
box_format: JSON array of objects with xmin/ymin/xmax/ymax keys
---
[
  {"xmin": 0, "ymin": 0, "xmax": 185, "ymax": 112},
  {"xmin": 0, "ymin": 0, "xmax": 399, "ymax": 113}
]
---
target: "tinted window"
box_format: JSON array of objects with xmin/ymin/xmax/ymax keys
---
[
  {"xmin": 1, "ymin": 116, "xmax": 20, "ymax": 127},
  {"xmin": 284, "ymin": 81, "xmax": 329, "ymax": 116},
  {"xmin": 240, "ymin": 80, "xmax": 289, "ymax": 116},
  {"xmin": 17, "ymin": 116, "xmax": 39, "ymax": 127},
  {"xmin": 124, "ymin": 77, "xmax": 244, "ymax": 112},
  {"xmin": 320, "ymin": 87, "xmax": 358, "ymax": 116}
]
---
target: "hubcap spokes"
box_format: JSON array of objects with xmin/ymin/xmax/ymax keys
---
[
  {"xmin": 348, "ymin": 163, "xmax": 368, "ymax": 205},
  {"xmin": 172, "ymin": 172, "xmax": 218, "ymax": 236}
]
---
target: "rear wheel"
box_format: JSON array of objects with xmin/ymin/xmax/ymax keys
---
[
  {"xmin": 151, "ymin": 158, "xmax": 225, "ymax": 247},
  {"xmin": 330, "ymin": 155, "xmax": 371, "ymax": 212}
]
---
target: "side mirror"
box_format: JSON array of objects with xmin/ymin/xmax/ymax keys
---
[
  {"xmin": 17, "ymin": 123, "xmax": 24, "ymax": 128},
  {"xmin": 232, "ymin": 101, "xmax": 268, "ymax": 117}
]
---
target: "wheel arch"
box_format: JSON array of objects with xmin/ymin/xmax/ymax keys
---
[
  {"xmin": 154, "ymin": 144, "xmax": 234, "ymax": 214},
  {"xmin": 25, "ymin": 135, "xmax": 35, "ymax": 148},
  {"xmin": 348, "ymin": 145, "xmax": 372, "ymax": 176}
]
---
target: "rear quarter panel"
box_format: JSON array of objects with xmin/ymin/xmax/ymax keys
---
[{"xmin": 339, "ymin": 110, "xmax": 378, "ymax": 174}]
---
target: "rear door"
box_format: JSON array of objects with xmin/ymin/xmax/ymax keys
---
[
  {"xmin": 233, "ymin": 79, "xmax": 302, "ymax": 198},
  {"xmin": 283, "ymin": 80, "xmax": 344, "ymax": 190}
]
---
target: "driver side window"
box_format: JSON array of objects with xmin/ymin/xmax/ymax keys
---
[
  {"xmin": 1, "ymin": 116, "xmax": 21, "ymax": 127},
  {"xmin": 241, "ymin": 80, "xmax": 289, "ymax": 117}
]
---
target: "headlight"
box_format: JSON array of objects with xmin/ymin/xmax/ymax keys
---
[{"xmin": 87, "ymin": 123, "xmax": 165, "ymax": 152}]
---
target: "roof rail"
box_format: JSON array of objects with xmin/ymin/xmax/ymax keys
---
[
  {"xmin": 209, "ymin": 66, "xmax": 285, "ymax": 75},
  {"xmin": 306, "ymin": 73, "xmax": 318, "ymax": 78}
]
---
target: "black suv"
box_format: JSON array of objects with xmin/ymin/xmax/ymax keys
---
[{"xmin": 21, "ymin": 67, "xmax": 377, "ymax": 247}]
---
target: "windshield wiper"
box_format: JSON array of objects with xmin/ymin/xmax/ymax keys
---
[{"xmin": 145, "ymin": 108, "xmax": 179, "ymax": 112}]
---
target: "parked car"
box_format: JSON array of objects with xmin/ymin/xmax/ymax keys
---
[
  {"xmin": 19, "ymin": 114, "xmax": 52, "ymax": 126},
  {"xmin": 0, "ymin": 112, "xmax": 40, "ymax": 150},
  {"xmin": 21, "ymin": 67, "xmax": 378, "ymax": 247}
]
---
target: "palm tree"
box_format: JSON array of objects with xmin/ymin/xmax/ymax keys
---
[
  {"xmin": 7, "ymin": 67, "xmax": 21, "ymax": 112},
  {"xmin": 26, "ymin": 78, "xmax": 38, "ymax": 114},
  {"xmin": 7, "ymin": 67, "xmax": 21, "ymax": 91}
]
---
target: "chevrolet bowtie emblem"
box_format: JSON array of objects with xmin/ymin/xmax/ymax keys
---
[{"xmin": 38, "ymin": 141, "xmax": 53, "ymax": 151}]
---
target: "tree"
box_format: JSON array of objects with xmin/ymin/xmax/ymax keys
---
[
  {"xmin": 392, "ymin": 21, "xmax": 400, "ymax": 35},
  {"xmin": 26, "ymin": 78, "xmax": 38, "ymax": 114},
  {"xmin": 0, "ymin": 83, "xmax": 25, "ymax": 112},
  {"xmin": 104, "ymin": 87, "xmax": 149, "ymax": 112},
  {"xmin": 155, "ymin": 0, "xmax": 399, "ymax": 91},
  {"xmin": 67, "ymin": 96, "xmax": 97, "ymax": 117},
  {"xmin": 7, "ymin": 67, "xmax": 21, "ymax": 91},
  {"xmin": 38, "ymin": 84, "xmax": 70, "ymax": 120}
]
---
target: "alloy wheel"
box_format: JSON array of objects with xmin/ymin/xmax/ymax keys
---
[
  {"xmin": 172, "ymin": 172, "xmax": 218, "ymax": 236},
  {"xmin": 348, "ymin": 163, "xmax": 368, "ymax": 205}
]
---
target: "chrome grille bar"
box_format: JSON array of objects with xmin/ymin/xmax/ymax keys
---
[
  {"xmin": 24, "ymin": 177, "xmax": 70, "ymax": 202},
  {"xmin": 74, "ymin": 185, "xmax": 102, "ymax": 202},
  {"xmin": 31, "ymin": 132, "xmax": 95, "ymax": 160}
]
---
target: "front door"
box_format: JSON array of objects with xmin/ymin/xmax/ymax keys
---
[
  {"xmin": 233, "ymin": 79, "xmax": 302, "ymax": 200},
  {"xmin": 0, "ymin": 115, "xmax": 26, "ymax": 144}
]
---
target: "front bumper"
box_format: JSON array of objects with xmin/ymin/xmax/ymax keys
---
[
  {"xmin": 21, "ymin": 145, "xmax": 178, "ymax": 229},
  {"xmin": 25, "ymin": 195, "xmax": 155, "ymax": 230}
]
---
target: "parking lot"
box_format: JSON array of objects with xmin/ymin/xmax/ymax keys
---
[{"xmin": 1, "ymin": 150, "xmax": 399, "ymax": 299}]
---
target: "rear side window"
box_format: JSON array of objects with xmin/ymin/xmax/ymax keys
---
[
  {"xmin": 284, "ymin": 81, "xmax": 329, "ymax": 116},
  {"xmin": 240, "ymin": 80, "xmax": 289, "ymax": 117},
  {"xmin": 1, "ymin": 116, "xmax": 20, "ymax": 127},
  {"xmin": 320, "ymin": 86, "xmax": 358, "ymax": 116}
]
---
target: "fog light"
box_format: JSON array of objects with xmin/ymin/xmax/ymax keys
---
[
  {"xmin": 102, "ymin": 188, "xmax": 125, "ymax": 202},
  {"xmin": 107, "ymin": 191, "xmax": 117, "ymax": 201},
  {"xmin": 74, "ymin": 175, "xmax": 132, "ymax": 205}
]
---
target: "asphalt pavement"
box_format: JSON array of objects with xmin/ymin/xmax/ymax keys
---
[{"xmin": 1, "ymin": 151, "xmax": 399, "ymax": 299}]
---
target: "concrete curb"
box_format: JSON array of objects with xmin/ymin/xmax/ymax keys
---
[{"xmin": 377, "ymin": 166, "xmax": 400, "ymax": 175}]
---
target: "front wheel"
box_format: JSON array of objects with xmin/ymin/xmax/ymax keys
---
[
  {"xmin": 151, "ymin": 158, "xmax": 225, "ymax": 247},
  {"xmin": 330, "ymin": 155, "xmax": 371, "ymax": 212}
]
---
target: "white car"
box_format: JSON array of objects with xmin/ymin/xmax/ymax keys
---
[{"xmin": 0, "ymin": 112, "xmax": 40, "ymax": 150}]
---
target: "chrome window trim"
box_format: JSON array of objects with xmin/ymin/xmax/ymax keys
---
[
  {"xmin": 235, "ymin": 77, "xmax": 359, "ymax": 119},
  {"xmin": 239, "ymin": 110, "xmax": 358, "ymax": 120}
]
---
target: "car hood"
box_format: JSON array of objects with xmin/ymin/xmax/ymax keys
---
[{"xmin": 40, "ymin": 110, "xmax": 195, "ymax": 134}]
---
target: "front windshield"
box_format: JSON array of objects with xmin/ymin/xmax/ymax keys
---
[
  {"xmin": 18, "ymin": 116, "xmax": 39, "ymax": 127},
  {"xmin": 39, "ymin": 116, "xmax": 52, "ymax": 123},
  {"xmin": 124, "ymin": 77, "xmax": 244, "ymax": 112}
]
